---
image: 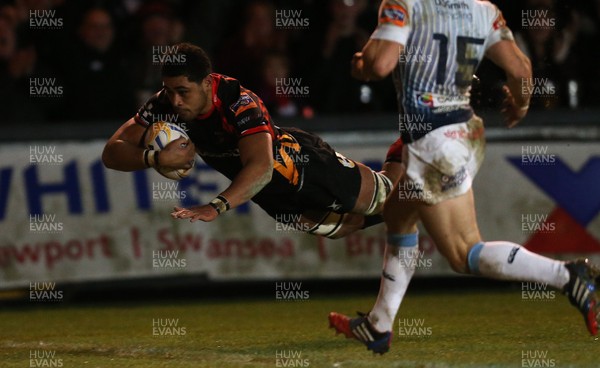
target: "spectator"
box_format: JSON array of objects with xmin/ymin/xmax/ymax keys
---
[
  {"xmin": 514, "ymin": 3, "xmax": 579, "ymax": 108},
  {"xmin": 216, "ymin": 0, "xmax": 287, "ymax": 91},
  {"xmin": 0, "ymin": 12, "xmax": 59, "ymax": 122},
  {"xmin": 123, "ymin": 1, "xmax": 185, "ymax": 107},
  {"xmin": 573, "ymin": 0, "xmax": 600, "ymax": 107},
  {"xmin": 310, "ymin": 0, "xmax": 393, "ymax": 114},
  {"xmin": 60, "ymin": 7, "xmax": 134, "ymax": 120},
  {"xmin": 256, "ymin": 51, "xmax": 314, "ymax": 118}
]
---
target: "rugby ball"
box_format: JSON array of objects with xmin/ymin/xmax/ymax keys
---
[{"xmin": 145, "ymin": 122, "xmax": 194, "ymax": 180}]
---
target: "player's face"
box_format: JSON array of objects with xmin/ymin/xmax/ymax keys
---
[{"xmin": 162, "ymin": 76, "xmax": 212, "ymax": 121}]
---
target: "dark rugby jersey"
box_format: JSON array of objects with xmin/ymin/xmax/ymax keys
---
[{"xmin": 134, "ymin": 73, "xmax": 300, "ymax": 193}]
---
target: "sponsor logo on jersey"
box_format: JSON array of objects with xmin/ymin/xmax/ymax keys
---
[
  {"xmin": 380, "ymin": 3, "xmax": 407, "ymax": 27},
  {"xmin": 434, "ymin": 0, "xmax": 469, "ymax": 10},
  {"xmin": 416, "ymin": 93, "xmax": 434, "ymax": 108},
  {"xmin": 230, "ymin": 94, "xmax": 254, "ymax": 111},
  {"xmin": 493, "ymin": 12, "xmax": 507, "ymax": 30},
  {"xmin": 416, "ymin": 92, "xmax": 469, "ymax": 109}
]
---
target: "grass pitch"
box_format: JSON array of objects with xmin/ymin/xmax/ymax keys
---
[{"xmin": 0, "ymin": 289, "xmax": 597, "ymax": 367}]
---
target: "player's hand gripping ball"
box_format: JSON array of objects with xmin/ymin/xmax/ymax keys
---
[{"xmin": 145, "ymin": 122, "xmax": 194, "ymax": 180}]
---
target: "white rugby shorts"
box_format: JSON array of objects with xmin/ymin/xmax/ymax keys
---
[{"xmin": 402, "ymin": 115, "xmax": 485, "ymax": 205}]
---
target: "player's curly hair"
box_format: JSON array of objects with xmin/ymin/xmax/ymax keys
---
[{"xmin": 161, "ymin": 43, "xmax": 212, "ymax": 83}]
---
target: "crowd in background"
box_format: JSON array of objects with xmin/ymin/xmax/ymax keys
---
[{"xmin": 0, "ymin": 0, "xmax": 598, "ymax": 123}]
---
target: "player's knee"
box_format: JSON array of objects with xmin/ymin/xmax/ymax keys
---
[
  {"xmin": 436, "ymin": 233, "xmax": 480, "ymax": 274},
  {"xmin": 438, "ymin": 243, "xmax": 469, "ymax": 274}
]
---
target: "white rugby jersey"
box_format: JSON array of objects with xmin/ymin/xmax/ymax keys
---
[{"xmin": 371, "ymin": 0, "xmax": 513, "ymax": 141}]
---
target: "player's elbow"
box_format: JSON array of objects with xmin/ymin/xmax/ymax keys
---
[
  {"xmin": 259, "ymin": 160, "xmax": 274, "ymax": 186},
  {"xmin": 508, "ymin": 55, "xmax": 532, "ymax": 81},
  {"xmin": 101, "ymin": 145, "xmax": 114, "ymax": 169},
  {"xmin": 101, "ymin": 143, "xmax": 119, "ymax": 170}
]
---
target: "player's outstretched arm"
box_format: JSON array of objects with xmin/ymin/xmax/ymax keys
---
[
  {"xmin": 485, "ymin": 40, "xmax": 533, "ymax": 128},
  {"xmin": 102, "ymin": 118, "xmax": 195, "ymax": 172},
  {"xmin": 221, "ymin": 132, "xmax": 274, "ymax": 207},
  {"xmin": 352, "ymin": 39, "xmax": 403, "ymax": 81},
  {"xmin": 171, "ymin": 132, "xmax": 274, "ymax": 222}
]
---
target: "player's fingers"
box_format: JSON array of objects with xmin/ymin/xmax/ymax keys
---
[
  {"xmin": 166, "ymin": 137, "xmax": 187, "ymax": 148},
  {"xmin": 178, "ymin": 211, "xmax": 194, "ymax": 219}
]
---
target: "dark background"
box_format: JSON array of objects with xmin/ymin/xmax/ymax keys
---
[{"xmin": 1, "ymin": 0, "xmax": 598, "ymax": 126}]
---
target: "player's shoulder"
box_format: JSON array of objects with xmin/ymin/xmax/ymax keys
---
[
  {"xmin": 211, "ymin": 73, "xmax": 262, "ymax": 117},
  {"xmin": 212, "ymin": 73, "xmax": 242, "ymax": 105},
  {"xmin": 473, "ymin": 0, "xmax": 503, "ymax": 20},
  {"xmin": 472, "ymin": 0, "xmax": 510, "ymax": 35}
]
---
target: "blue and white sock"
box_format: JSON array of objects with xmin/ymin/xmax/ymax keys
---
[
  {"xmin": 369, "ymin": 232, "xmax": 419, "ymax": 332},
  {"xmin": 468, "ymin": 241, "xmax": 569, "ymax": 289}
]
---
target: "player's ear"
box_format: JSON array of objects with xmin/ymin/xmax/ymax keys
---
[{"xmin": 203, "ymin": 74, "xmax": 212, "ymax": 87}]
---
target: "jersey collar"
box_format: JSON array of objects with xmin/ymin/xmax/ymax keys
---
[{"xmin": 195, "ymin": 73, "xmax": 221, "ymax": 120}]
